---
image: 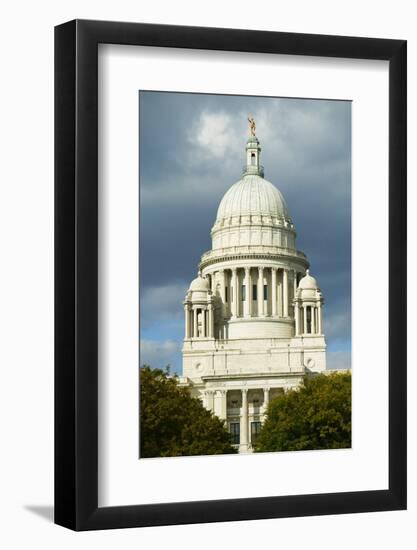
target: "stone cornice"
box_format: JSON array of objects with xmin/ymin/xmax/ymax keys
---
[
  {"xmin": 211, "ymin": 220, "xmax": 296, "ymax": 235},
  {"xmin": 201, "ymin": 371, "xmax": 305, "ymax": 381},
  {"xmin": 199, "ymin": 248, "xmax": 309, "ymax": 271}
]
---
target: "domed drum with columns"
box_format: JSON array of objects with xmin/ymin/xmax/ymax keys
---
[{"xmin": 180, "ymin": 127, "xmax": 326, "ymax": 453}]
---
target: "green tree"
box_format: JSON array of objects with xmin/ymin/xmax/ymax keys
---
[
  {"xmin": 140, "ymin": 365, "xmax": 236, "ymax": 458},
  {"xmin": 255, "ymin": 372, "xmax": 351, "ymax": 453}
]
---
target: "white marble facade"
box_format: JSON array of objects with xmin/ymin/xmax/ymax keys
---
[{"xmin": 180, "ymin": 131, "xmax": 326, "ymax": 453}]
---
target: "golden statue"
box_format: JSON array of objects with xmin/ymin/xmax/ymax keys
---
[{"xmin": 248, "ymin": 116, "xmax": 256, "ymax": 136}]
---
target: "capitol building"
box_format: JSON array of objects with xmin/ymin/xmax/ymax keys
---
[{"xmin": 179, "ymin": 124, "xmax": 326, "ymax": 453}]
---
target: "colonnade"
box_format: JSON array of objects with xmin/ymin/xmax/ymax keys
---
[
  {"xmin": 203, "ymin": 386, "xmax": 274, "ymax": 449},
  {"xmin": 207, "ymin": 266, "xmax": 300, "ymax": 319},
  {"xmin": 184, "ymin": 303, "xmax": 214, "ymax": 339},
  {"xmin": 294, "ymin": 302, "xmax": 323, "ymax": 336}
]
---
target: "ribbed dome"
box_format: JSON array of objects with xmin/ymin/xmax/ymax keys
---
[
  {"xmin": 298, "ymin": 270, "xmax": 318, "ymax": 290},
  {"xmin": 208, "ymin": 135, "xmax": 298, "ymax": 252},
  {"xmin": 215, "ymin": 174, "xmax": 290, "ymax": 223}
]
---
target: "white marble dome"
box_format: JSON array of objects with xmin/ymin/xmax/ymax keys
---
[
  {"xmin": 211, "ymin": 172, "xmax": 296, "ymax": 251},
  {"xmin": 215, "ymin": 174, "xmax": 290, "ymax": 224},
  {"xmin": 210, "ymin": 135, "xmax": 296, "ymax": 251}
]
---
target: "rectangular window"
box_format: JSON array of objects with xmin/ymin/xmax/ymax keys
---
[
  {"xmin": 252, "ymin": 284, "xmax": 257, "ymax": 301},
  {"xmin": 263, "ymin": 284, "xmax": 268, "ymax": 301},
  {"xmin": 225, "ymin": 286, "xmax": 228, "ymax": 303},
  {"xmin": 230, "ymin": 422, "xmax": 240, "ymax": 445},
  {"xmin": 242, "ymin": 284, "xmax": 246, "ymax": 301},
  {"xmin": 251, "ymin": 421, "xmax": 262, "ymax": 445}
]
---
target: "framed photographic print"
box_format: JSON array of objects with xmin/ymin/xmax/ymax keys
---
[{"xmin": 55, "ymin": 20, "xmax": 406, "ymax": 530}]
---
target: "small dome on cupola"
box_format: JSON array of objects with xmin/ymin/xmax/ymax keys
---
[
  {"xmin": 189, "ymin": 273, "xmax": 210, "ymax": 292},
  {"xmin": 187, "ymin": 273, "xmax": 212, "ymax": 303},
  {"xmin": 298, "ymin": 270, "xmax": 318, "ymax": 290},
  {"xmin": 297, "ymin": 270, "xmax": 322, "ymax": 302}
]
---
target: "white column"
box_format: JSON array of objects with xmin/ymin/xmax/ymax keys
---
[
  {"xmin": 184, "ymin": 304, "xmax": 190, "ymax": 338},
  {"xmin": 318, "ymin": 302, "xmax": 322, "ymax": 334},
  {"xmin": 294, "ymin": 303, "xmax": 299, "ymax": 335},
  {"xmin": 258, "ymin": 267, "xmax": 264, "ymax": 317},
  {"xmin": 189, "ymin": 308, "xmax": 192, "ymax": 338},
  {"xmin": 210, "ymin": 391, "xmax": 215, "ymax": 412},
  {"xmin": 240, "ymin": 388, "xmax": 248, "ymax": 450},
  {"xmin": 244, "ymin": 267, "xmax": 250, "ymax": 318},
  {"xmin": 211, "ymin": 272, "xmax": 216, "ymax": 293},
  {"xmin": 219, "ymin": 269, "xmax": 226, "ymax": 318},
  {"xmin": 193, "ymin": 307, "xmax": 198, "ymax": 338},
  {"xmin": 283, "ymin": 269, "xmax": 288, "ymax": 317},
  {"xmin": 292, "ymin": 270, "xmax": 297, "ymax": 318},
  {"xmin": 220, "ymin": 390, "xmax": 227, "ymax": 420},
  {"xmin": 263, "ymin": 387, "xmax": 270, "ymax": 418},
  {"xmin": 234, "ymin": 268, "xmax": 240, "ymax": 318},
  {"xmin": 236, "ymin": 268, "xmax": 242, "ymax": 317},
  {"xmin": 214, "ymin": 390, "xmax": 222, "ymax": 418},
  {"xmin": 303, "ymin": 305, "xmax": 307, "ymax": 334},
  {"xmin": 231, "ymin": 268, "xmax": 237, "ymax": 318},
  {"xmin": 208, "ymin": 303, "xmax": 214, "ymax": 338},
  {"xmin": 202, "ymin": 308, "xmax": 206, "ymax": 337},
  {"xmin": 277, "ymin": 277, "xmax": 282, "ymax": 317},
  {"xmin": 248, "ymin": 267, "xmax": 252, "ymax": 316},
  {"xmin": 271, "ymin": 267, "xmax": 277, "ymax": 317},
  {"xmin": 228, "ymin": 269, "xmax": 232, "ymax": 317},
  {"xmin": 311, "ymin": 306, "xmax": 315, "ymax": 334},
  {"xmin": 205, "ymin": 390, "xmax": 214, "ymax": 412}
]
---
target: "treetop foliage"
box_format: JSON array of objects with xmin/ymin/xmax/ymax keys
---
[
  {"xmin": 255, "ymin": 372, "xmax": 351, "ymax": 453},
  {"xmin": 140, "ymin": 365, "xmax": 237, "ymax": 458}
]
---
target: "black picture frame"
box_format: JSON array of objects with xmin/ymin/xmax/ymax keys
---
[{"xmin": 55, "ymin": 19, "xmax": 407, "ymax": 531}]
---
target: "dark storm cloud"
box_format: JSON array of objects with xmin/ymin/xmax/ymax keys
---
[{"xmin": 139, "ymin": 91, "xmax": 351, "ymax": 365}]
